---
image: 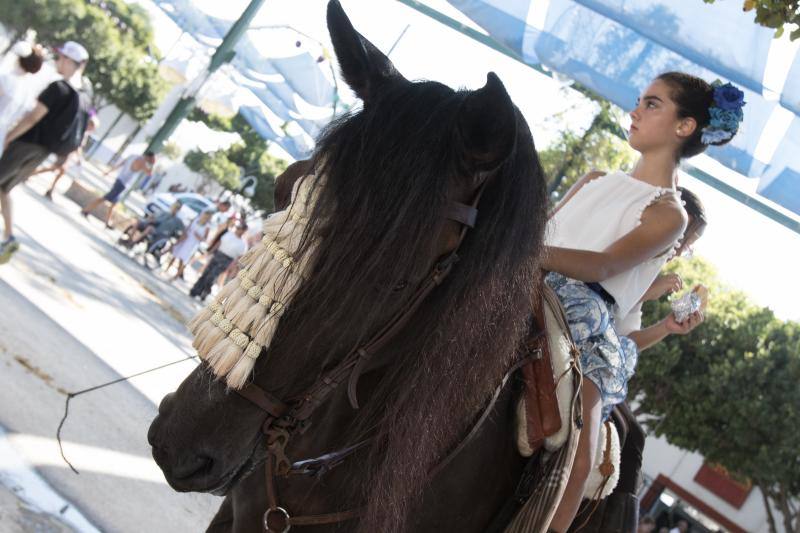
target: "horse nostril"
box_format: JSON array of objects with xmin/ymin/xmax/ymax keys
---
[{"xmin": 171, "ymin": 454, "xmax": 213, "ymax": 481}]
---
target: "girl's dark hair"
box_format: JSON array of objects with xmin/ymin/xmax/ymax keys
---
[
  {"xmin": 18, "ymin": 47, "xmax": 44, "ymax": 74},
  {"xmin": 677, "ymin": 186, "xmax": 706, "ymax": 228},
  {"xmin": 677, "ymin": 186, "xmax": 707, "ymax": 257},
  {"xmin": 657, "ymin": 71, "xmax": 736, "ymax": 159}
]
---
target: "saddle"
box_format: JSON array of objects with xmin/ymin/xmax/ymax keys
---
[
  {"xmin": 515, "ymin": 282, "xmax": 624, "ymax": 496},
  {"xmin": 515, "ymin": 282, "xmax": 579, "ymax": 456}
]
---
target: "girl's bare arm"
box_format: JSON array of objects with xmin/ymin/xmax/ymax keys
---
[{"xmin": 542, "ymin": 197, "xmax": 687, "ymax": 282}]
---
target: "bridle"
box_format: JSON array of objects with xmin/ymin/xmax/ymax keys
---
[{"xmin": 232, "ymin": 176, "xmax": 532, "ymax": 532}]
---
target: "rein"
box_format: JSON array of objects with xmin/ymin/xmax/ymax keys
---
[
  {"xmin": 236, "ymin": 183, "xmax": 494, "ymax": 532},
  {"xmin": 56, "ymin": 355, "xmax": 198, "ymax": 474}
]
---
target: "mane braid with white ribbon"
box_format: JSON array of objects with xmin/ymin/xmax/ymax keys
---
[{"xmin": 188, "ymin": 175, "xmax": 318, "ymax": 389}]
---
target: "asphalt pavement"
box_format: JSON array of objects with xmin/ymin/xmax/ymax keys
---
[{"xmin": 0, "ymin": 166, "xmax": 220, "ymax": 532}]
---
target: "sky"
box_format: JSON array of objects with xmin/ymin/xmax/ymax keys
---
[{"xmin": 137, "ymin": 0, "xmax": 800, "ymax": 321}]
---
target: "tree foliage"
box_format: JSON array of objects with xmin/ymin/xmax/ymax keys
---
[
  {"xmin": 0, "ymin": 0, "xmax": 167, "ymax": 121},
  {"xmin": 703, "ymin": 0, "xmax": 800, "ymax": 41},
  {"xmin": 184, "ymin": 149, "xmax": 241, "ymax": 192},
  {"xmin": 632, "ymin": 257, "xmax": 800, "ymax": 532},
  {"xmin": 188, "ymin": 108, "xmax": 290, "ymax": 213},
  {"xmin": 538, "ymin": 100, "xmax": 636, "ymax": 204}
]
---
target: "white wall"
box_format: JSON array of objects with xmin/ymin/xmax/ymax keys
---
[{"xmin": 642, "ymin": 435, "xmax": 782, "ymax": 533}]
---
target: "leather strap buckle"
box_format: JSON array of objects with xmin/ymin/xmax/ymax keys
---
[
  {"xmin": 266, "ymin": 426, "xmax": 293, "ymax": 476},
  {"xmin": 263, "ymin": 506, "xmax": 291, "ymax": 533}
]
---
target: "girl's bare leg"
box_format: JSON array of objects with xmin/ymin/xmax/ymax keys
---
[
  {"xmin": 548, "ymin": 380, "xmax": 603, "ymax": 531},
  {"xmin": 174, "ymin": 260, "xmax": 186, "ymax": 279},
  {"xmin": 104, "ymin": 204, "xmax": 116, "ymax": 227}
]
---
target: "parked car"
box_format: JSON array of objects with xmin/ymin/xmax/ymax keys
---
[{"xmin": 144, "ymin": 192, "xmax": 216, "ymax": 227}]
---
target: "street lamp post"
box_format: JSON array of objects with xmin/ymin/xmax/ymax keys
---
[{"xmin": 145, "ymin": 0, "xmax": 266, "ymax": 155}]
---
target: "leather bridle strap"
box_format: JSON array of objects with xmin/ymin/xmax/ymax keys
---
[
  {"xmin": 238, "ymin": 180, "xmax": 493, "ymax": 532},
  {"xmin": 444, "ymin": 200, "xmax": 478, "ymax": 228},
  {"xmin": 237, "ymin": 384, "xmax": 290, "ymax": 420},
  {"xmin": 260, "ymin": 353, "xmax": 533, "ymax": 532},
  {"xmin": 343, "ymin": 183, "xmax": 489, "ymax": 409},
  {"xmin": 429, "ymin": 353, "xmax": 534, "ymax": 480},
  {"xmin": 263, "ymin": 455, "xmax": 361, "ymax": 532}
]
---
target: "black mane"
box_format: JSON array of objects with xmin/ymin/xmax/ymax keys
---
[{"xmin": 260, "ymin": 79, "xmax": 548, "ymax": 531}]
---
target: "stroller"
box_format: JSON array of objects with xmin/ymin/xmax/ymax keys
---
[{"xmin": 117, "ymin": 214, "xmax": 184, "ymax": 270}]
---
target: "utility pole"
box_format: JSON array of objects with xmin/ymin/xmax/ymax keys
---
[{"xmin": 145, "ymin": 0, "xmax": 266, "ymax": 154}]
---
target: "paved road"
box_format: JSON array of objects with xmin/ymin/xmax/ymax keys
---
[{"xmin": 0, "ymin": 170, "xmax": 220, "ymax": 531}]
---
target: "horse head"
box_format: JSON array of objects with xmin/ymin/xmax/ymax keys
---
[{"xmin": 149, "ymin": 1, "xmax": 548, "ymax": 529}]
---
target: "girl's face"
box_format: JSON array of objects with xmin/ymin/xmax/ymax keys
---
[
  {"xmin": 673, "ymin": 220, "xmax": 706, "ymax": 259},
  {"xmin": 628, "ymin": 79, "xmax": 692, "ymax": 155}
]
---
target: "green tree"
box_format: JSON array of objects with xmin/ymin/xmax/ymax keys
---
[
  {"xmin": 703, "ymin": 0, "xmax": 800, "ymax": 41},
  {"xmin": 539, "ymin": 100, "xmax": 635, "ymax": 204},
  {"xmin": 161, "ymin": 141, "xmax": 183, "ymax": 161},
  {"xmin": 0, "ymin": 0, "xmax": 167, "ymax": 121},
  {"xmin": 188, "ymin": 107, "xmax": 233, "ymax": 132},
  {"xmin": 189, "ymin": 108, "xmax": 290, "ymax": 213},
  {"xmin": 632, "ymin": 257, "xmax": 800, "ymax": 532},
  {"xmin": 184, "ymin": 149, "xmax": 241, "ymax": 193}
]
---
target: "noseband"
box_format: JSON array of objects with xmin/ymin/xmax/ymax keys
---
[{"xmin": 233, "ymin": 180, "xmax": 508, "ymax": 532}]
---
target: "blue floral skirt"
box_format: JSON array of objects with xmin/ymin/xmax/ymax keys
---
[{"xmin": 545, "ymin": 272, "xmax": 638, "ymax": 421}]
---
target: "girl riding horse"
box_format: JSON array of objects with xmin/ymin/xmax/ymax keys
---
[{"xmin": 542, "ymin": 72, "xmax": 744, "ymax": 530}]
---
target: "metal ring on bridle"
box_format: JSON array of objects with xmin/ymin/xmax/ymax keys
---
[{"xmin": 263, "ymin": 507, "xmax": 291, "ymax": 533}]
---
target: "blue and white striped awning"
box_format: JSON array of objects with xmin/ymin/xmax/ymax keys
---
[
  {"xmin": 447, "ymin": 0, "xmax": 800, "ymax": 216},
  {"xmin": 152, "ymin": 0, "xmax": 339, "ymax": 160}
]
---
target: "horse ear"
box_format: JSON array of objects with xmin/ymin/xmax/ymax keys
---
[
  {"xmin": 457, "ymin": 73, "xmax": 518, "ymax": 172},
  {"xmin": 327, "ymin": 0, "xmax": 406, "ymax": 102}
]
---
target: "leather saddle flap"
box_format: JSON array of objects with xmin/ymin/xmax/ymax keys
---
[{"xmin": 519, "ymin": 285, "xmax": 565, "ymax": 451}]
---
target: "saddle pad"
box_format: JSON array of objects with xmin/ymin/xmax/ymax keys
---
[{"xmin": 583, "ymin": 420, "xmax": 621, "ymax": 500}]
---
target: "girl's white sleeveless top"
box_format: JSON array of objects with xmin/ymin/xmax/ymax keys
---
[{"xmin": 545, "ymin": 171, "xmax": 682, "ymax": 323}]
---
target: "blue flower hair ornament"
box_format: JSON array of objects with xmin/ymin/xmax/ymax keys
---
[{"xmin": 701, "ymin": 81, "xmax": 745, "ymax": 145}]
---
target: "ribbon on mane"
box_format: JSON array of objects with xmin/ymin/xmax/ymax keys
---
[{"xmin": 188, "ymin": 175, "xmax": 318, "ymax": 389}]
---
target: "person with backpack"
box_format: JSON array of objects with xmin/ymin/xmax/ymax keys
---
[
  {"xmin": 80, "ymin": 150, "xmax": 155, "ymax": 228},
  {"xmin": 0, "ymin": 41, "xmax": 89, "ymax": 264}
]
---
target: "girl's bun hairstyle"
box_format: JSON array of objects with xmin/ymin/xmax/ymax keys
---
[
  {"xmin": 17, "ymin": 44, "xmax": 44, "ymax": 74},
  {"xmin": 657, "ymin": 72, "xmax": 745, "ymax": 159}
]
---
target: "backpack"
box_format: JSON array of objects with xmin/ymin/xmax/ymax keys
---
[{"xmin": 52, "ymin": 85, "xmax": 89, "ymax": 156}]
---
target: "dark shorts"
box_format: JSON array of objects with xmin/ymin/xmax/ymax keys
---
[
  {"xmin": 0, "ymin": 141, "xmax": 50, "ymax": 193},
  {"xmin": 103, "ymin": 179, "xmax": 126, "ymax": 203},
  {"xmin": 135, "ymin": 219, "xmax": 151, "ymax": 231}
]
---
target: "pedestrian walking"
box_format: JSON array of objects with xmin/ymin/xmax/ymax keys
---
[
  {"xmin": 168, "ymin": 209, "xmax": 213, "ymax": 280},
  {"xmin": 190, "ymin": 222, "xmax": 248, "ymax": 301},
  {"xmin": 0, "ymin": 42, "xmax": 45, "ymax": 156},
  {"xmin": 0, "ymin": 41, "xmax": 89, "ymax": 264},
  {"xmin": 41, "ymin": 112, "xmax": 99, "ymax": 199},
  {"xmin": 81, "ymin": 151, "xmax": 155, "ymax": 228}
]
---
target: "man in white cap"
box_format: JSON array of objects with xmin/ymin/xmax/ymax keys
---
[{"xmin": 0, "ymin": 41, "xmax": 90, "ymax": 263}]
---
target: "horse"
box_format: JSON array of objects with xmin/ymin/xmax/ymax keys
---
[{"xmin": 148, "ymin": 1, "xmax": 577, "ymax": 531}]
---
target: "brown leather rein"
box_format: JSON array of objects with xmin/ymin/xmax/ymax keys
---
[{"xmin": 233, "ymin": 182, "xmax": 527, "ymax": 532}]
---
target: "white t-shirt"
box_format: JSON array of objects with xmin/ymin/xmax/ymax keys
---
[
  {"xmin": 218, "ymin": 232, "xmax": 247, "ymax": 260},
  {"xmin": 210, "ymin": 211, "xmax": 230, "ymax": 230},
  {"xmin": 116, "ymin": 155, "xmax": 142, "ymax": 187}
]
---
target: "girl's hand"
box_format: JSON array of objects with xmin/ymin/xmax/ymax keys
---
[
  {"xmin": 647, "ymin": 273, "xmax": 683, "ymax": 301},
  {"xmin": 663, "ymin": 310, "xmax": 704, "ymax": 335}
]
